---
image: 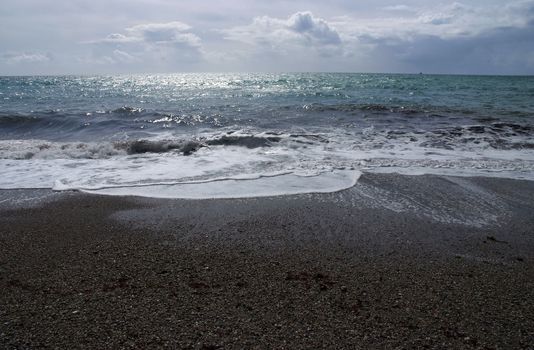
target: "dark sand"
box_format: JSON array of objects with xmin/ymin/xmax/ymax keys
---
[{"xmin": 1, "ymin": 173, "xmax": 534, "ymax": 349}]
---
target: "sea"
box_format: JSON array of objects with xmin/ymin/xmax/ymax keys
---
[{"xmin": 1, "ymin": 73, "xmax": 533, "ymax": 198}]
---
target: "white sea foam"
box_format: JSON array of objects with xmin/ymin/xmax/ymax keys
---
[
  {"xmin": 1, "ymin": 127, "xmax": 534, "ymax": 199},
  {"xmin": 82, "ymin": 171, "xmax": 361, "ymax": 199},
  {"xmin": 0, "ymin": 139, "xmax": 126, "ymax": 159},
  {"xmin": 0, "ymin": 137, "xmax": 360, "ymax": 198}
]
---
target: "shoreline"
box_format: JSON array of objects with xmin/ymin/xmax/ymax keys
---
[{"xmin": 1, "ymin": 173, "xmax": 534, "ymax": 348}]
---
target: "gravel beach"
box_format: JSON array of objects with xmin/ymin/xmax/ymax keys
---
[{"xmin": 1, "ymin": 173, "xmax": 534, "ymax": 349}]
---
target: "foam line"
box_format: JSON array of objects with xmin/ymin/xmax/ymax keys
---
[{"xmin": 82, "ymin": 170, "xmax": 362, "ymax": 199}]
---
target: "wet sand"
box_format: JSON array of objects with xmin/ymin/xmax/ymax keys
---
[{"xmin": 1, "ymin": 173, "xmax": 534, "ymax": 349}]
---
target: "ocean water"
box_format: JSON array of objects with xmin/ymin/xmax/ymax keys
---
[{"xmin": 1, "ymin": 73, "xmax": 533, "ymax": 198}]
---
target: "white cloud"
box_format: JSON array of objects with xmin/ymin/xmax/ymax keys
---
[
  {"xmin": 224, "ymin": 11, "xmax": 341, "ymax": 48},
  {"xmin": 125, "ymin": 21, "xmax": 199, "ymax": 46},
  {"xmin": 127, "ymin": 21, "xmax": 191, "ymax": 33},
  {"xmin": 97, "ymin": 33, "xmax": 141, "ymax": 44},
  {"xmin": 287, "ymin": 12, "xmax": 341, "ymax": 44},
  {"xmin": 2, "ymin": 52, "xmax": 51, "ymax": 64},
  {"xmin": 332, "ymin": 1, "xmax": 534, "ymax": 42},
  {"xmin": 383, "ymin": 5, "xmax": 412, "ymax": 12},
  {"xmin": 90, "ymin": 21, "xmax": 201, "ymax": 48},
  {"xmin": 112, "ymin": 49, "xmax": 139, "ymax": 63},
  {"xmin": 85, "ymin": 21, "xmax": 203, "ymax": 70},
  {"xmin": 80, "ymin": 49, "xmax": 139, "ymax": 65}
]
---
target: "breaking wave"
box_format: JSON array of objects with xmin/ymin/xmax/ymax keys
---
[
  {"xmin": 0, "ymin": 133, "xmax": 290, "ymax": 159},
  {"xmin": 1, "ymin": 122, "xmax": 534, "ymax": 161}
]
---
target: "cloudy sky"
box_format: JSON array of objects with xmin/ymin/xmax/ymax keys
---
[{"xmin": 1, "ymin": 0, "xmax": 534, "ymax": 75}]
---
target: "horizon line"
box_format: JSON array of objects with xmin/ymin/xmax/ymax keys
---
[{"xmin": 1, "ymin": 72, "xmax": 534, "ymax": 78}]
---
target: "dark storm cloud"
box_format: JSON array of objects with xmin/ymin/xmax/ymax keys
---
[{"xmin": 360, "ymin": 21, "xmax": 534, "ymax": 74}]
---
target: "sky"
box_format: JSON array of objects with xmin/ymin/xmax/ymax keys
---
[{"xmin": 1, "ymin": 0, "xmax": 534, "ymax": 75}]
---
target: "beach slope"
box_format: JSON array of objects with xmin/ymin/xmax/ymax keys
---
[{"xmin": 1, "ymin": 173, "xmax": 534, "ymax": 349}]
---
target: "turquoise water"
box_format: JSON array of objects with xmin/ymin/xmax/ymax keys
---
[
  {"xmin": 0, "ymin": 73, "xmax": 533, "ymax": 197},
  {"xmin": 1, "ymin": 73, "xmax": 533, "ymax": 140}
]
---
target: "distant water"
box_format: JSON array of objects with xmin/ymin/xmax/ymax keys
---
[{"xmin": 1, "ymin": 73, "xmax": 533, "ymax": 198}]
